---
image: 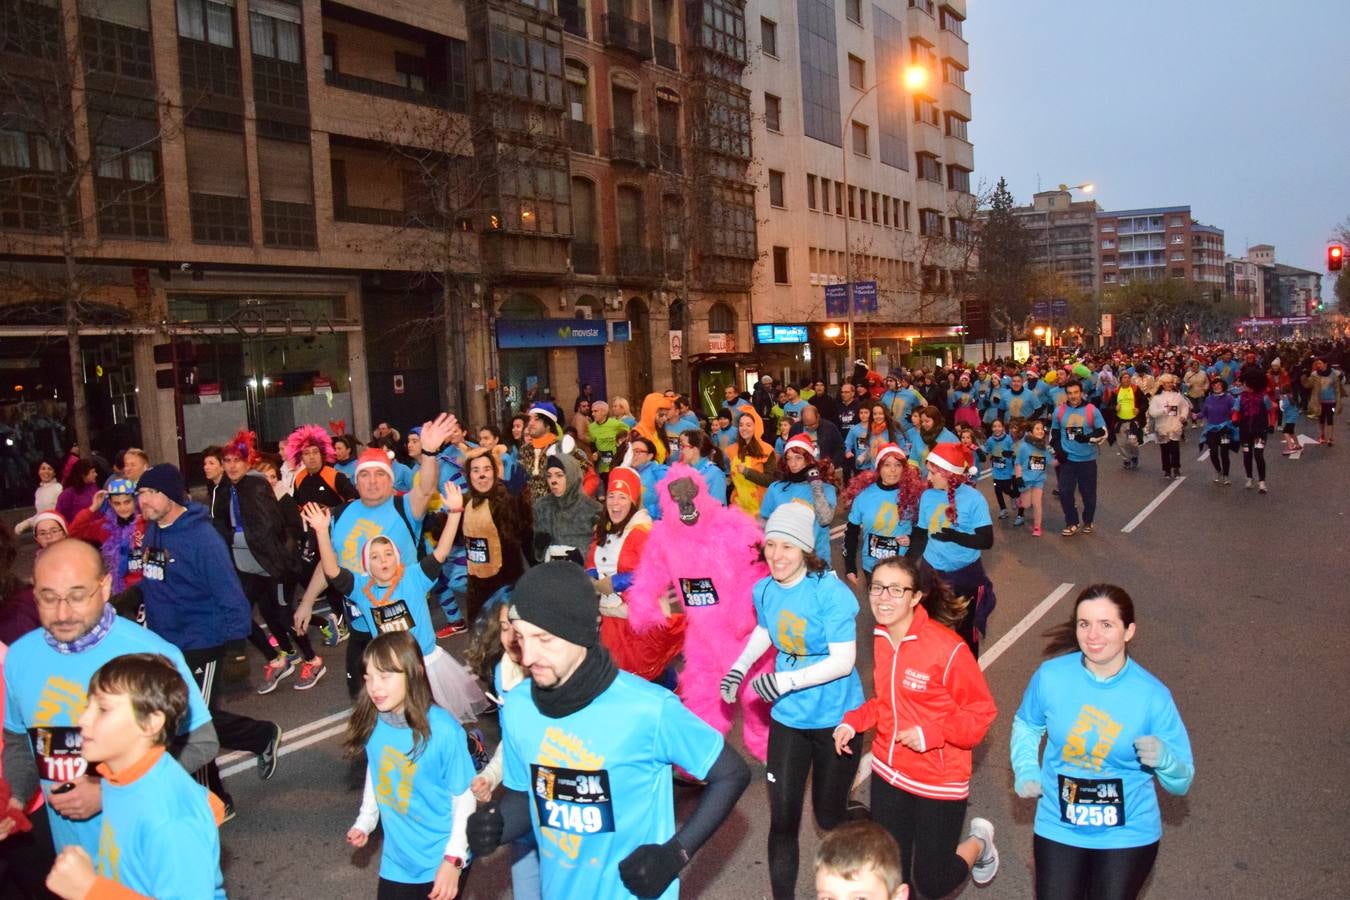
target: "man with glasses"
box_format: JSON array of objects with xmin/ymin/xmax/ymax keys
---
[{"xmin": 1, "ymin": 539, "xmax": 218, "ymax": 885}]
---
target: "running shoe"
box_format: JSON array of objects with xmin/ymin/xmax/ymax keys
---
[
  {"xmin": 257, "ymin": 653, "xmax": 296, "ymax": 695},
  {"xmin": 969, "ymin": 817, "xmax": 999, "ymax": 885},
  {"xmin": 1032, "ymin": 526, "xmax": 1042, "ymax": 536},
  {"xmin": 221, "ymin": 800, "xmax": 236, "ymax": 824},
  {"xmin": 436, "ymin": 620, "xmax": 468, "ymax": 639},
  {"xmin": 1244, "ymin": 478, "xmax": 1253, "ymax": 489},
  {"xmin": 257, "ymin": 722, "xmax": 283, "ymax": 781},
  {"xmin": 1061, "ymin": 525, "xmax": 1079, "ymax": 536},
  {"xmin": 466, "ymin": 727, "xmax": 490, "ymax": 772},
  {"xmin": 1258, "ymin": 481, "xmax": 1267, "ymax": 494},
  {"xmin": 1082, "ymin": 523, "xmax": 1095, "ymax": 535},
  {"xmin": 319, "ymin": 614, "xmax": 350, "ymax": 647},
  {"xmin": 1222, "ymin": 477, "xmax": 1231, "ymax": 486},
  {"xmin": 294, "ymin": 658, "xmax": 326, "ymax": 691},
  {"xmin": 998, "ymin": 509, "xmax": 1009, "ymax": 520},
  {"xmin": 1213, "ymin": 475, "xmax": 1222, "ymax": 483},
  {"xmin": 1013, "ymin": 515, "xmax": 1024, "ymax": 527}
]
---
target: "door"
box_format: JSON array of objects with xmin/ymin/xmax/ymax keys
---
[{"xmin": 575, "ymin": 346, "xmax": 607, "ymax": 405}]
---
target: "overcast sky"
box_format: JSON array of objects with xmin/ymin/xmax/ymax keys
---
[{"xmin": 966, "ymin": 0, "xmax": 1349, "ymax": 295}]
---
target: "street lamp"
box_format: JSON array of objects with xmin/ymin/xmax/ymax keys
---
[
  {"xmin": 841, "ymin": 64, "xmax": 930, "ymax": 364},
  {"xmin": 1043, "ymin": 181, "xmax": 1095, "ymax": 347}
]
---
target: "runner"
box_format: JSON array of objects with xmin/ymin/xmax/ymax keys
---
[
  {"xmin": 531, "ymin": 454, "xmax": 601, "ymax": 564},
  {"xmin": 1013, "ymin": 419, "xmax": 1052, "ymax": 535},
  {"xmin": 725, "ymin": 405, "xmax": 777, "ymax": 516},
  {"xmin": 13, "ymin": 460, "xmax": 61, "ymax": 537},
  {"xmin": 842, "ymin": 444, "xmax": 922, "ymax": 587},
  {"xmin": 1011, "ymin": 584, "xmax": 1194, "ymax": 900},
  {"xmin": 833, "ymin": 556, "xmax": 999, "ymax": 896},
  {"xmin": 1235, "ymin": 370, "xmax": 1273, "ymax": 493},
  {"xmin": 759, "ymin": 434, "xmax": 837, "ymax": 564},
  {"xmin": 1051, "ymin": 381, "xmax": 1108, "ymax": 536},
  {"xmin": 1301, "ymin": 357, "xmax": 1344, "ymax": 446},
  {"xmin": 1146, "ymin": 374, "xmax": 1190, "ymax": 479},
  {"xmin": 983, "ymin": 418, "xmax": 1018, "ymax": 520},
  {"xmin": 677, "ymin": 428, "xmax": 727, "ymax": 506},
  {"xmin": 460, "ymin": 450, "xmax": 530, "ymax": 626},
  {"xmin": 1112, "ymin": 373, "xmax": 1146, "ymax": 470}
]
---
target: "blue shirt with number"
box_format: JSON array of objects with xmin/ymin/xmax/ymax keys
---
[
  {"xmin": 331, "ymin": 498, "xmax": 424, "ymax": 633},
  {"xmin": 759, "ymin": 480, "xmax": 836, "ymax": 563},
  {"xmin": 1052, "ymin": 403, "xmax": 1107, "ymax": 463},
  {"xmin": 847, "ymin": 483, "xmax": 913, "ymax": 573},
  {"xmin": 916, "ymin": 483, "xmax": 991, "ymax": 573},
  {"xmin": 753, "ymin": 574, "xmax": 864, "ymax": 729},
  {"xmin": 1015, "ymin": 439, "xmax": 1051, "ymax": 489},
  {"xmin": 501, "ymin": 672, "xmax": 724, "ymax": 900},
  {"xmin": 984, "ymin": 433, "xmax": 1016, "ymax": 480}
]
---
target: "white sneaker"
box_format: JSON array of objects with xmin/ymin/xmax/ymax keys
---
[
  {"xmin": 1258, "ymin": 481, "xmax": 1267, "ymax": 494},
  {"xmin": 1244, "ymin": 478, "xmax": 1253, "ymax": 490},
  {"xmin": 1212, "ymin": 475, "xmax": 1222, "ymax": 483},
  {"xmin": 969, "ymin": 817, "xmax": 999, "ymax": 885}
]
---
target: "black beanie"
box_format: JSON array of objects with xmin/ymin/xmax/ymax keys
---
[{"xmin": 510, "ymin": 561, "xmax": 599, "ymax": 648}]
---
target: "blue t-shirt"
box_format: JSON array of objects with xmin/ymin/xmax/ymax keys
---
[
  {"xmin": 884, "ymin": 387, "xmax": 925, "ymax": 424},
  {"xmin": 334, "ymin": 458, "xmax": 358, "ymax": 481},
  {"xmin": 332, "ymin": 498, "xmax": 424, "ymax": 633},
  {"xmin": 847, "ymin": 483, "xmax": 912, "ymax": 573},
  {"xmin": 346, "ymin": 557, "xmax": 439, "ymax": 655},
  {"xmin": 1053, "ymin": 403, "xmax": 1107, "ymax": 463},
  {"xmin": 1280, "ymin": 396, "xmax": 1299, "ymax": 426},
  {"xmin": 1002, "ymin": 387, "xmax": 1042, "ymax": 421},
  {"xmin": 501, "ymin": 672, "xmax": 724, "ymax": 900},
  {"xmin": 366, "ymin": 705, "xmax": 476, "ymax": 883},
  {"xmin": 781, "ymin": 398, "xmax": 809, "ymax": 422},
  {"xmin": 635, "ymin": 460, "xmax": 669, "ymax": 520},
  {"xmin": 692, "ymin": 458, "xmax": 727, "ymax": 505},
  {"xmin": 391, "ymin": 460, "xmax": 415, "ymax": 493},
  {"xmin": 98, "ymin": 751, "xmax": 226, "ymax": 899},
  {"xmin": 3, "ymin": 619, "xmax": 212, "ymax": 856},
  {"xmin": 1015, "ymin": 439, "xmax": 1051, "ymax": 488},
  {"xmin": 1014, "ymin": 654, "xmax": 1193, "ymax": 850},
  {"xmin": 759, "ymin": 480, "xmax": 836, "ymax": 563},
  {"xmin": 984, "ymin": 433, "xmax": 1016, "ymax": 480},
  {"xmin": 916, "ymin": 483, "xmax": 992, "ymax": 573},
  {"xmin": 906, "ymin": 428, "xmax": 958, "ymax": 468},
  {"xmin": 753, "ymin": 574, "xmax": 863, "ymax": 729}
]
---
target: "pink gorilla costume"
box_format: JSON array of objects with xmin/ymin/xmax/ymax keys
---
[{"xmin": 627, "ymin": 462, "xmax": 774, "ymax": 761}]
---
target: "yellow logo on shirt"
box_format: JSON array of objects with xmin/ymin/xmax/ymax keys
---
[
  {"xmin": 97, "ymin": 819, "xmax": 122, "ymax": 881},
  {"xmin": 776, "ymin": 610, "xmax": 808, "ymax": 657},
  {"xmin": 924, "ymin": 504, "xmax": 950, "ymax": 536},
  {"xmin": 535, "ymin": 727, "xmax": 606, "ymax": 864},
  {"xmin": 34, "ymin": 676, "xmax": 86, "ymax": 726},
  {"xmin": 871, "ymin": 500, "xmax": 899, "ymax": 534},
  {"xmin": 375, "ymin": 746, "xmax": 417, "ymax": 815},
  {"xmin": 342, "ymin": 518, "xmax": 384, "ymax": 572},
  {"xmin": 1061, "ymin": 704, "xmax": 1122, "ymax": 772}
]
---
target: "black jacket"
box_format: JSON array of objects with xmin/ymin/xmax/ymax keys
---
[
  {"xmin": 789, "ymin": 419, "xmax": 845, "ymax": 468},
  {"xmin": 212, "ymin": 472, "xmax": 299, "ymax": 580}
]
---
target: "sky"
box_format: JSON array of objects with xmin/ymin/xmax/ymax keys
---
[{"xmin": 966, "ymin": 0, "xmax": 1350, "ymax": 299}]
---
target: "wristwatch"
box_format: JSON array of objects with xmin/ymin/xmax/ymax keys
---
[
  {"xmin": 443, "ymin": 854, "xmax": 465, "ymax": 869},
  {"xmin": 422, "ymin": 447, "xmax": 443, "ymax": 457}
]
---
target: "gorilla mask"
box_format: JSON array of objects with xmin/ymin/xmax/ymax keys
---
[{"xmin": 667, "ymin": 477, "xmax": 700, "ymax": 525}]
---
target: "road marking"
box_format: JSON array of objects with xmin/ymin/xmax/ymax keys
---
[
  {"xmin": 216, "ymin": 708, "xmax": 350, "ymax": 769},
  {"xmin": 221, "ymin": 719, "xmax": 350, "ymax": 780},
  {"xmin": 853, "ymin": 581, "xmax": 1076, "ymax": 790},
  {"xmin": 1120, "ymin": 476, "xmax": 1186, "ymax": 533},
  {"xmin": 1197, "ymin": 449, "xmax": 1210, "ymax": 463}
]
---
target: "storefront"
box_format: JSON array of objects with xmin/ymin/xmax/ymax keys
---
[{"xmin": 495, "ymin": 314, "xmax": 627, "ymax": 415}]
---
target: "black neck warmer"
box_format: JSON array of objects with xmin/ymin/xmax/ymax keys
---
[{"xmin": 532, "ymin": 644, "xmax": 618, "ymax": 719}]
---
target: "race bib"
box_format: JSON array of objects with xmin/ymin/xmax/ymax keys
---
[
  {"xmin": 142, "ymin": 548, "xmax": 168, "ymax": 582},
  {"xmin": 1029, "ymin": 456, "xmax": 1046, "ymax": 471},
  {"xmin": 667, "ymin": 437, "xmax": 681, "ymax": 459},
  {"xmin": 29, "ymin": 726, "xmax": 87, "ymax": 783},
  {"xmin": 1066, "ymin": 425, "xmax": 1084, "ymax": 439},
  {"xmin": 1219, "ymin": 435, "xmax": 1230, "ymax": 446},
  {"xmin": 531, "ymin": 764, "xmax": 615, "ymax": 835},
  {"xmin": 679, "ymin": 577, "xmax": 719, "ymax": 608},
  {"xmin": 371, "ymin": 600, "xmax": 414, "ymax": 633},
  {"xmin": 127, "ymin": 552, "xmax": 143, "ymax": 574},
  {"xmin": 1059, "ymin": 774, "xmax": 1125, "ymax": 828},
  {"xmin": 466, "ymin": 536, "xmax": 490, "ymax": 565},
  {"xmin": 598, "ymin": 451, "xmax": 614, "ymax": 468},
  {"xmin": 867, "ymin": 533, "xmax": 900, "ymax": 560}
]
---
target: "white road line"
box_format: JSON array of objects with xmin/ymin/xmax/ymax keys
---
[
  {"xmin": 1120, "ymin": 476, "xmax": 1187, "ymax": 533},
  {"xmin": 221, "ymin": 721, "xmax": 350, "ymax": 780},
  {"xmin": 978, "ymin": 582, "xmax": 1075, "ymax": 672},
  {"xmin": 216, "ymin": 709, "xmax": 350, "ymax": 767},
  {"xmin": 1197, "ymin": 449, "xmax": 1210, "ymax": 463}
]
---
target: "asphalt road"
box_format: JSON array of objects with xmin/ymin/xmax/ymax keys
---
[{"xmin": 16, "ymin": 425, "xmax": 1349, "ymax": 899}]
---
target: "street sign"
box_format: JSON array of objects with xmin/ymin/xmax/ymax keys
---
[
  {"xmin": 1031, "ymin": 300, "xmax": 1049, "ymax": 318},
  {"xmin": 853, "ymin": 281, "xmax": 878, "ymax": 313},
  {"xmin": 824, "ymin": 282, "xmax": 876, "ymax": 315},
  {"xmin": 824, "ymin": 283, "xmax": 848, "ymax": 317},
  {"xmin": 1100, "ymin": 313, "xmax": 1114, "ymax": 338},
  {"xmin": 1051, "ymin": 298, "xmax": 1068, "ymax": 318}
]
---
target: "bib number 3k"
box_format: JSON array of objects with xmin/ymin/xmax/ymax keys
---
[
  {"xmin": 1059, "ymin": 774, "xmax": 1125, "ymax": 827},
  {"xmin": 532, "ymin": 764, "xmax": 615, "ymax": 835}
]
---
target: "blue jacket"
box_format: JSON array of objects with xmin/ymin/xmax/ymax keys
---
[{"xmin": 138, "ymin": 502, "xmax": 251, "ymax": 651}]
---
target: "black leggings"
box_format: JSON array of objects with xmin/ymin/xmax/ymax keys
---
[
  {"xmin": 1033, "ymin": 835, "xmax": 1159, "ymax": 900},
  {"xmin": 766, "ymin": 719, "xmax": 862, "ymax": 900},
  {"xmin": 870, "ymin": 778, "xmax": 969, "ymax": 899},
  {"xmin": 1240, "ymin": 438, "xmax": 1266, "ymax": 480},
  {"xmin": 992, "ymin": 477, "xmax": 1019, "ymax": 511},
  {"xmin": 376, "ymin": 868, "xmax": 470, "ymax": 900},
  {"xmin": 1158, "ymin": 441, "xmax": 1180, "ymax": 472},
  {"xmin": 239, "ymin": 570, "xmax": 315, "ymax": 661},
  {"xmin": 345, "ymin": 626, "xmax": 373, "ymax": 698},
  {"xmin": 1205, "ymin": 432, "xmax": 1230, "ymax": 476}
]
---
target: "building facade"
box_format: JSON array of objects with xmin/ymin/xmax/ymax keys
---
[
  {"xmin": 1096, "ymin": 205, "xmax": 1225, "ymax": 290},
  {"xmin": 743, "ymin": 0, "xmax": 973, "ymax": 385},
  {"xmin": 1012, "ymin": 188, "xmax": 1100, "ymax": 294}
]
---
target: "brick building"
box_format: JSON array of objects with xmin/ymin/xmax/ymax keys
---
[{"xmin": 1096, "ymin": 205, "xmax": 1225, "ymax": 290}]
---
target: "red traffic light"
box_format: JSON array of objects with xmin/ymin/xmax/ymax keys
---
[{"xmin": 1331, "ymin": 244, "xmax": 1345, "ymax": 272}]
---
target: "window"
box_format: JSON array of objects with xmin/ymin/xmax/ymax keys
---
[
  {"xmin": 902, "ymin": 200, "xmax": 911, "ymax": 230},
  {"xmin": 760, "ymin": 17, "xmax": 777, "ymax": 57},
  {"xmin": 322, "ymin": 33, "xmax": 335, "ymax": 71},
  {"xmin": 847, "ymin": 186, "xmax": 855, "ymax": 218},
  {"xmin": 395, "ymin": 53, "xmax": 427, "ymax": 93},
  {"xmin": 1101, "ymin": 239, "xmax": 1115, "ymax": 249},
  {"xmin": 709, "ymin": 302, "xmax": 736, "ymax": 334},
  {"xmin": 485, "ymin": 10, "xmax": 564, "ymax": 107},
  {"xmin": 946, "ymin": 165, "xmax": 970, "ymax": 193},
  {"xmin": 939, "ymin": 5, "xmax": 963, "ymax": 38},
  {"xmin": 909, "ymin": 0, "xmax": 934, "ymax": 14},
  {"xmin": 700, "ymin": 0, "xmax": 748, "ymax": 62},
  {"xmin": 95, "ymin": 145, "xmax": 155, "ymax": 182},
  {"xmin": 834, "ymin": 181, "xmax": 843, "ymax": 215},
  {"xmin": 806, "ymin": 174, "xmax": 817, "ymax": 210},
  {"xmin": 705, "ymin": 181, "xmax": 756, "ymax": 259},
  {"xmin": 1169, "ymin": 216, "xmax": 1184, "ymax": 228},
  {"xmin": 950, "ymin": 217, "xmax": 970, "ymax": 242},
  {"xmin": 944, "ymin": 112, "xmax": 968, "ymax": 141},
  {"xmin": 851, "ymin": 121, "xmax": 868, "ymax": 156},
  {"xmin": 913, "ymin": 95, "xmax": 939, "ymax": 127},
  {"xmin": 768, "ymin": 170, "xmax": 785, "ymax": 208},
  {"xmin": 177, "ymin": 0, "xmax": 235, "ymax": 48},
  {"xmin": 848, "ymin": 54, "xmax": 865, "ymax": 90},
  {"xmin": 943, "ymin": 59, "xmax": 965, "ymax": 89},
  {"xmin": 699, "ymin": 82, "xmax": 752, "ymax": 158},
  {"xmin": 565, "ymin": 60, "xmax": 589, "ymax": 121},
  {"xmin": 845, "ymin": 0, "xmax": 862, "ymax": 24},
  {"xmin": 920, "ymin": 207, "xmax": 941, "ymax": 236},
  {"xmin": 799, "ymin": 0, "xmax": 842, "ymax": 145},
  {"xmin": 773, "ymin": 246, "xmax": 789, "ymax": 283},
  {"xmin": 1170, "ymin": 234, "xmax": 1184, "ymax": 245},
  {"xmin": 249, "ymin": 1, "xmax": 301, "ymax": 64},
  {"xmin": 1100, "ymin": 222, "xmax": 1115, "ymax": 233},
  {"xmin": 82, "ymin": 7, "xmax": 155, "ymax": 81},
  {"xmin": 871, "ymin": 191, "xmax": 879, "ymax": 222},
  {"xmin": 764, "ymin": 93, "xmax": 781, "ymax": 132},
  {"xmin": 882, "ymin": 195, "xmax": 890, "ymax": 226},
  {"xmin": 498, "ymin": 152, "xmax": 571, "ymax": 234},
  {"xmin": 1171, "ymin": 267, "xmax": 1185, "ymax": 279},
  {"xmin": 916, "ymin": 152, "xmax": 941, "ymax": 183},
  {"xmin": 0, "ymin": 130, "xmax": 57, "ymax": 171}
]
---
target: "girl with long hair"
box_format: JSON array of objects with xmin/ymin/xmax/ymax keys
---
[
  {"xmin": 905, "ymin": 406, "xmax": 959, "ymax": 469},
  {"xmin": 759, "ymin": 433, "xmax": 838, "ymax": 563},
  {"xmin": 676, "ymin": 426, "xmax": 727, "ymax": 505},
  {"xmin": 14, "ymin": 459, "xmax": 61, "ymax": 536},
  {"xmin": 725, "ymin": 405, "xmax": 777, "ymax": 516},
  {"xmin": 1011, "ymin": 584, "xmax": 1194, "ymax": 900},
  {"xmin": 345, "ymin": 632, "xmax": 477, "ymax": 900},
  {"xmin": 55, "ymin": 459, "xmax": 99, "ymax": 524},
  {"xmin": 1014, "ymin": 419, "xmax": 1052, "ymax": 535},
  {"xmin": 834, "ymin": 555, "xmax": 999, "ymax": 896},
  {"xmin": 842, "ymin": 443, "xmax": 925, "ymax": 588}
]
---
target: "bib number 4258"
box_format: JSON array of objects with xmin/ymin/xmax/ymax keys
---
[{"xmin": 1064, "ymin": 803, "xmax": 1119, "ymax": 827}]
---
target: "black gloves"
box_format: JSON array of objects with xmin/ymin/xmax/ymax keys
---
[
  {"xmin": 466, "ymin": 804, "xmax": 504, "ymax": 858},
  {"xmin": 931, "ymin": 528, "xmax": 959, "ymax": 543},
  {"xmin": 619, "ymin": 838, "xmax": 690, "ymax": 898},
  {"xmin": 1073, "ymin": 431, "xmax": 1092, "ymax": 443}
]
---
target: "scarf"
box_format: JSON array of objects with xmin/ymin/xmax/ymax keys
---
[
  {"xmin": 532, "ymin": 644, "xmax": 618, "ymax": 719},
  {"xmin": 870, "ymin": 418, "xmax": 888, "ymax": 435},
  {"xmin": 463, "ymin": 497, "xmax": 504, "ymax": 578},
  {"xmin": 364, "ymin": 566, "xmax": 405, "ymax": 608},
  {"xmin": 45, "ymin": 603, "xmax": 116, "ymax": 655}
]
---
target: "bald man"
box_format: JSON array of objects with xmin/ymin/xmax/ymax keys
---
[{"xmin": 2, "ymin": 540, "xmax": 217, "ymax": 869}]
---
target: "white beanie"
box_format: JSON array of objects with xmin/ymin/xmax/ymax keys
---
[{"xmin": 764, "ymin": 502, "xmax": 816, "ymax": 554}]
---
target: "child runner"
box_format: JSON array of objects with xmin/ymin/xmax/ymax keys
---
[
  {"xmin": 982, "ymin": 419, "xmax": 1017, "ymax": 520},
  {"xmin": 1014, "ymin": 420, "xmax": 1052, "ymax": 535},
  {"xmin": 345, "ymin": 631, "xmax": 477, "ymax": 900},
  {"xmin": 815, "ymin": 820, "xmax": 910, "ymax": 900}
]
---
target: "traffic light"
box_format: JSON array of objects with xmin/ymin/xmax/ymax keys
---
[{"xmin": 1331, "ymin": 244, "xmax": 1345, "ymax": 272}]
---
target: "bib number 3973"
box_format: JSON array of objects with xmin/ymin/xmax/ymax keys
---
[
  {"xmin": 532, "ymin": 764, "xmax": 615, "ymax": 836},
  {"xmin": 1058, "ymin": 774, "xmax": 1125, "ymax": 828}
]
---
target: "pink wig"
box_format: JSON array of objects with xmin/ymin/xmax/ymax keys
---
[{"xmin": 284, "ymin": 424, "xmax": 336, "ymax": 469}]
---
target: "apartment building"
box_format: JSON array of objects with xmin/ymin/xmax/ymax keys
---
[
  {"xmin": 1096, "ymin": 205, "xmax": 1225, "ymax": 290},
  {"xmin": 1012, "ymin": 188, "xmax": 1100, "ymax": 294},
  {"xmin": 745, "ymin": 0, "xmax": 972, "ymax": 382},
  {"xmin": 0, "ymin": 0, "xmax": 757, "ymax": 472}
]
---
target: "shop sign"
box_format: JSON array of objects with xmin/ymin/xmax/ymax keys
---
[
  {"xmin": 754, "ymin": 324, "xmax": 809, "ymax": 345},
  {"xmin": 497, "ymin": 318, "xmax": 608, "ymax": 349},
  {"xmin": 707, "ymin": 333, "xmax": 735, "ymax": 354},
  {"xmin": 198, "ymin": 383, "xmax": 221, "ymax": 404},
  {"xmin": 610, "ymin": 321, "xmax": 632, "ymax": 342}
]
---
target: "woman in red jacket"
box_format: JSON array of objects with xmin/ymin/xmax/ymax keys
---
[{"xmin": 832, "ymin": 555, "xmax": 1000, "ymax": 897}]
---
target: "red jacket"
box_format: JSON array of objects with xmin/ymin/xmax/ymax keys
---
[{"xmin": 842, "ymin": 606, "xmax": 996, "ymax": 800}]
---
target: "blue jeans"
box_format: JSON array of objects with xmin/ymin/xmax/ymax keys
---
[
  {"xmin": 509, "ymin": 834, "xmax": 542, "ymax": 900},
  {"xmin": 1057, "ymin": 459, "xmax": 1098, "ymax": 526}
]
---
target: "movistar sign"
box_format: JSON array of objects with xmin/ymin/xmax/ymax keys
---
[{"xmin": 497, "ymin": 318, "xmax": 610, "ymax": 349}]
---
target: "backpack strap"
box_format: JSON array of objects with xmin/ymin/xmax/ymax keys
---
[{"xmin": 391, "ymin": 494, "xmax": 421, "ymax": 548}]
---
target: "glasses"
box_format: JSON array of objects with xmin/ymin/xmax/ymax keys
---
[
  {"xmin": 35, "ymin": 586, "xmax": 103, "ymax": 609},
  {"xmin": 868, "ymin": 584, "xmax": 917, "ymax": 600}
]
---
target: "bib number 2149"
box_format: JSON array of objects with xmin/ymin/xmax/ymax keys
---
[{"xmin": 532, "ymin": 764, "xmax": 615, "ymax": 836}]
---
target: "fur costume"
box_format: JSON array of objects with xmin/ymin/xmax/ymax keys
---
[
  {"xmin": 283, "ymin": 424, "xmax": 336, "ymax": 469},
  {"xmin": 627, "ymin": 462, "xmax": 774, "ymax": 760}
]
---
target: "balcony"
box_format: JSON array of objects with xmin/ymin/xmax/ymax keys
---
[
  {"xmin": 568, "ymin": 119, "xmax": 595, "ymax": 154},
  {"xmin": 654, "ymin": 36, "xmax": 678, "ymax": 71},
  {"xmin": 655, "ymin": 141, "xmax": 682, "ymax": 174},
  {"xmin": 324, "ymin": 69, "xmax": 462, "ymax": 112},
  {"xmin": 571, "ymin": 240, "xmax": 600, "ymax": 274},
  {"xmin": 602, "ymin": 14, "xmax": 653, "ymax": 59},
  {"xmin": 608, "ymin": 128, "xmax": 652, "ymax": 166},
  {"xmin": 616, "ymin": 244, "xmax": 660, "ymax": 279},
  {"xmin": 179, "ymin": 37, "xmax": 242, "ymax": 100}
]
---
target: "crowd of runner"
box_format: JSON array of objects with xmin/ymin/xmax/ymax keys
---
[{"xmin": 0, "ymin": 337, "xmax": 1343, "ymax": 899}]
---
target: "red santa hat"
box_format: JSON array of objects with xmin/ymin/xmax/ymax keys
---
[
  {"xmin": 873, "ymin": 442, "xmax": 907, "ymax": 468},
  {"xmin": 361, "ymin": 535, "xmax": 402, "ymax": 575},
  {"xmin": 31, "ymin": 510, "xmax": 69, "ymax": 536},
  {"xmin": 926, "ymin": 442, "xmax": 978, "ymax": 477},
  {"xmin": 783, "ymin": 434, "xmax": 818, "ymax": 460},
  {"xmin": 354, "ymin": 448, "xmax": 394, "ymax": 479}
]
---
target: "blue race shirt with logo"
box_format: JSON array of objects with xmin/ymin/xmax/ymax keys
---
[
  {"xmin": 366, "ymin": 705, "xmax": 475, "ymax": 883},
  {"xmin": 3, "ymin": 618, "xmax": 212, "ymax": 855},
  {"xmin": 692, "ymin": 458, "xmax": 727, "ymax": 506},
  {"xmin": 332, "ymin": 498, "xmax": 423, "ymax": 633},
  {"xmin": 984, "ymin": 433, "xmax": 1015, "ymax": 480},
  {"xmin": 1014, "ymin": 654, "xmax": 1193, "ymax": 850},
  {"xmin": 1015, "ymin": 439, "xmax": 1051, "ymax": 489},
  {"xmin": 759, "ymin": 480, "xmax": 836, "ymax": 563},
  {"xmin": 501, "ymin": 672, "xmax": 723, "ymax": 900},
  {"xmin": 1053, "ymin": 404, "xmax": 1107, "ymax": 463},
  {"xmin": 753, "ymin": 574, "xmax": 864, "ymax": 729},
  {"xmin": 847, "ymin": 483, "xmax": 913, "ymax": 573},
  {"xmin": 916, "ymin": 484, "xmax": 991, "ymax": 573},
  {"xmin": 346, "ymin": 557, "xmax": 438, "ymax": 655}
]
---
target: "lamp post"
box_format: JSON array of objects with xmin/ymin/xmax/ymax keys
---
[
  {"xmin": 1045, "ymin": 181, "xmax": 1095, "ymax": 347},
  {"xmin": 841, "ymin": 64, "xmax": 930, "ymax": 365}
]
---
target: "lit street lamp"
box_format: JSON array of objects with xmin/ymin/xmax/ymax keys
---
[
  {"xmin": 841, "ymin": 64, "xmax": 931, "ymax": 363},
  {"xmin": 1042, "ymin": 181, "xmax": 1095, "ymax": 347}
]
